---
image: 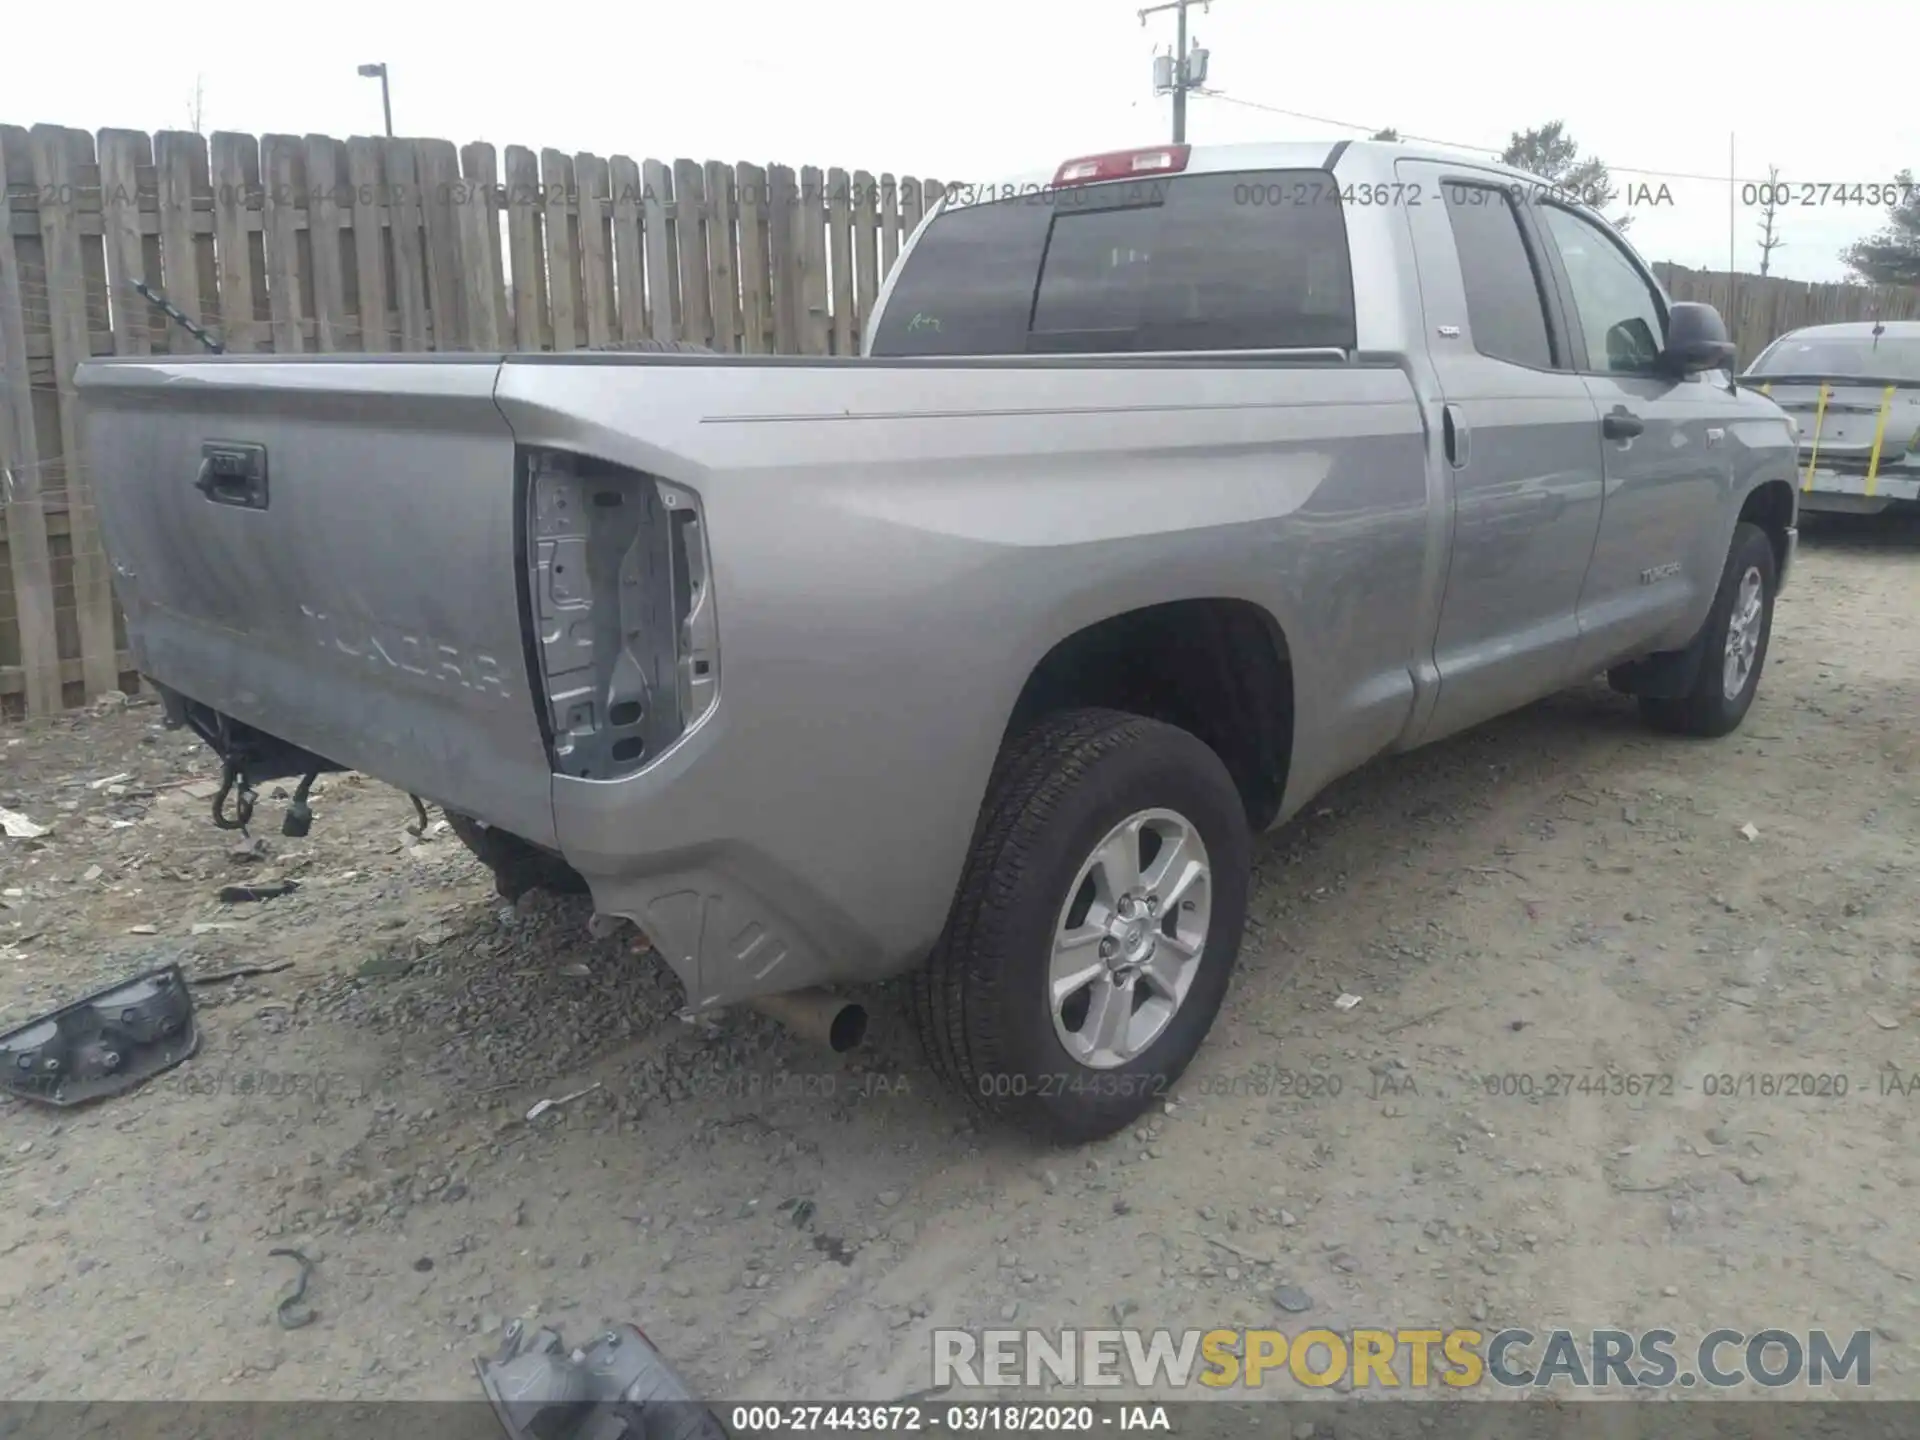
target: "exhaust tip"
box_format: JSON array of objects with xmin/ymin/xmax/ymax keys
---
[
  {"xmin": 743, "ymin": 989, "xmax": 869, "ymax": 1053},
  {"xmin": 828, "ymin": 1003, "xmax": 868, "ymax": 1053}
]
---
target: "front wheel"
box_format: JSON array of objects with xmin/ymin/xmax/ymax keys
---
[
  {"xmin": 913, "ymin": 709, "xmax": 1251, "ymax": 1144},
  {"xmin": 1639, "ymin": 521, "xmax": 1778, "ymax": 738}
]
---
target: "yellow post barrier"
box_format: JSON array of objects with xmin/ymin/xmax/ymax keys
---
[
  {"xmin": 1802, "ymin": 382, "xmax": 1831, "ymax": 493},
  {"xmin": 1863, "ymin": 385, "xmax": 1897, "ymax": 499}
]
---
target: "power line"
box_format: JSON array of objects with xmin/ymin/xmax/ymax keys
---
[{"xmin": 1194, "ymin": 89, "xmax": 1797, "ymax": 188}]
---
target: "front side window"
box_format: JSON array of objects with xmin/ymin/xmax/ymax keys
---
[{"xmin": 1538, "ymin": 205, "xmax": 1666, "ymax": 374}]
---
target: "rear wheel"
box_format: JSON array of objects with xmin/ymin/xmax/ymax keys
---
[
  {"xmin": 913, "ymin": 709, "xmax": 1251, "ymax": 1144},
  {"xmin": 1639, "ymin": 521, "xmax": 1777, "ymax": 738}
]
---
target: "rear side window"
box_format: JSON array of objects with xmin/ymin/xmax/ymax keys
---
[
  {"xmin": 1440, "ymin": 183, "xmax": 1554, "ymax": 369},
  {"xmin": 865, "ymin": 199, "xmax": 1053, "ymax": 355},
  {"xmin": 869, "ymin": 170, "xmax": 1356, "ymax": 356}
]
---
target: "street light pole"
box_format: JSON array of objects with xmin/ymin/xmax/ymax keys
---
[{"xmin": 357, "ymin": 63, "xmax": 393, "ymax": 137}]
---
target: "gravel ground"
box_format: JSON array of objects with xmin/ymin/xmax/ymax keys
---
[{"xmin": 1, "ymin": 515, "xmax": 1916, "ymax": 1404}]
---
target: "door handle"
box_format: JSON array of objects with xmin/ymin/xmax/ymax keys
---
[
  {"xmin": 1443, "ymin": 403, "xmax": 1469, "ymax": 469},
  {"xmin": 1601, "ymin": 408, "xmax": 1644, "ymax": 441}
]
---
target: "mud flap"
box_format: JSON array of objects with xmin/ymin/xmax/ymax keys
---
[
  {"xmin": 0, "ymin": 965, "xmax": 199, "ymax": 1106},
  {"xmin": 1607, "ymin": 614, "xmax": 1713, "ymax": 701}
]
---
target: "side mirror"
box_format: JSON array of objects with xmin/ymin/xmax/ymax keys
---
[{"xmin": 1661, "ymin": 301, "xmax": 1737, "ymax": 376}]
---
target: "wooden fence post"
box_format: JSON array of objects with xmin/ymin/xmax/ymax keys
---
[
  {"xmin": 0, "ymin": 128, "xmax": 61, "ymax": 714},
  {"xmin": 30, "ymin": 124, "xmax": 119, "ymax": 700},
  {"xmin": 210, "ymin": 132, "xmax": 263, "ymax": 353},
  {"xmin": 673, "ymin": 159, "xmax": 713, "ymax": 350},
  {"xmin": 155, "ymin": 130, "xmax": 216, "ymax": 349},
  {"xmin": 503, "ymin": 146, "xmax": 548, "ymax": 352},
  {"xmin": 609, "ymin": 156, "xmax": 647, "ymax": 345}
]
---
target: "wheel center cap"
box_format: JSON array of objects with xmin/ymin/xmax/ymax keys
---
[{"xmin": 1113, "ymin": 921, "xmax": 1154, "ymax": 967}]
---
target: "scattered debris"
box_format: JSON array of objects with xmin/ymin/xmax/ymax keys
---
[
  {"xmin": 1739, "ymin": 822, "xmax": 1761, "ymax": 842},
  {"xmin": 525, "ymin": 1083, "xmax": 601, "ymax": 1122},
  {"xmin": 0, "ymin": 965, "xmax": 199, "ymax": 1107},
  {"xmin": 268, "ymin": 1247, "xmax": 317, "ymax": 1330},
  {"xmin": 1204, "ymin": 1233, "xmax": 1279, "ymax": 1266},
  {"xmin": 190, "ymin": 961, "xmax": 295, "ymax": 986},
  {"xmin": 217, "ymin": 879, "xmax": 300, "ymax": 904},
  {"xmin": 0, "ymin": 807, "xmax": 47, "ymax": 840},
  {"xmin": 812, "ymin": 1234, "xmax": 857, "ymax": 1265},
  {"xmin": 1274, "ymin": 1284, "xmax": 1314, "ymax": 1314},
  {"xmin": 1334, "ymin": 992, "xmax": 1363, "ymax": 1011},
  {"xmin": 476, "ymin": 1320, "xmax": 726, "ymax": 1440},
  {"xmin": 87, "ymin": 772, "xmax": 132, "ymax": 790},
  {"xmin": 228, "ymin": 837, "xmax": 269, "ymax": 865}
]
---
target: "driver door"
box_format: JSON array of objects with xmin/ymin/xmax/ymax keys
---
[{"xmin": 1529, "ymin": 202, "xmax": 1733, "ymax": 667}]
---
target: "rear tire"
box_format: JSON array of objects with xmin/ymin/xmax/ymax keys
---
[
  {"xmin": 1639, "ymin": 521, "xmax": 1777, "ymax": 738},
  {"xmin": 913, "ymin": 709, "xmax": 1251, "ymax": 1145}
]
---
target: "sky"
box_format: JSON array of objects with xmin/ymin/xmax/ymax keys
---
[{"xmin": 6, "ymin": 0, "xmax": 1915, "ymax": 284}]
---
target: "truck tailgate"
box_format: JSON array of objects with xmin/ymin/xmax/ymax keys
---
[{"xmin": 78, "ymin": 357, "xmax": 557, "ymax": 847}]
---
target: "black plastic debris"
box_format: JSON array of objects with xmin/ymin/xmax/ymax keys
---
[
  {"xmin": 217, "ymin": 879, "xmax": 300, "ymax": 904},
  {"xmin": 0, "ymin": 964, "xmax": 199, "ymax": 1106},
  {"xmin": 476, "ymin": 1320, "xmax": 727, "ymax": 1440},
  {"xmin": 269, "ymin": 1246, "xmax": 318, "ymax": 1329}
]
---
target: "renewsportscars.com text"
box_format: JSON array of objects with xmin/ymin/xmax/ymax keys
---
[{"xmin": 932, "ymin": 1327, "xmax": 1872, "ymax": 1391}]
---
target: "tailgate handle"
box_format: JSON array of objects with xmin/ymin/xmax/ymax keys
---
[{"xmin": 195, "ymin": 442, "xmax": 269, "ymax": 510}]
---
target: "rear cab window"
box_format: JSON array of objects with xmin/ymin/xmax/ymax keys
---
[{"xmin": 868, "ymin": 170, "xmax": 1356, "ymax": 357}]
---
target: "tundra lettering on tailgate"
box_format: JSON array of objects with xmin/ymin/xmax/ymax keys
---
[{"xmin": 299, "ymin": 604, "xmax": 513, "ymax": 699}]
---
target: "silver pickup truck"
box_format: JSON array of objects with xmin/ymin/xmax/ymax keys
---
[{"xmin": 78, "ymin": 139, "xmax": 1800, "ymax": 1142}]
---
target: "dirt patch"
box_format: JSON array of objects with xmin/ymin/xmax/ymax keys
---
[{"xmin": 3, "ymin": 516, "xmax": 1917, "ymax": 1401}]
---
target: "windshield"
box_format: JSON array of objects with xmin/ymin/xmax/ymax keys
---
[{"xmin": 1745, "ymin": 333, "xmax": 1920, "ymax": 382}]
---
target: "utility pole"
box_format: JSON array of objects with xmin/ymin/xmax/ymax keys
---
[
  {"xmin": 1140, "ymin": 0, "xmax": 1211, "ymax": 144},
  {"xmin": 357, "ymin": 63, "xmax": 394, "ymax": 137}
]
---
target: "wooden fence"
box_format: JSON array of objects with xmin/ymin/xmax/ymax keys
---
[
  {"xmin": 1655, "ymin": 263, "xmax": 1920, "ymax": 368},
  {"xmin": 0, "ymin": 123, "xmax": 948, "ymax": 716},
  {"xmin": 6, "ymin": 124, "xmax": 1920, "ymax": 718}
]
